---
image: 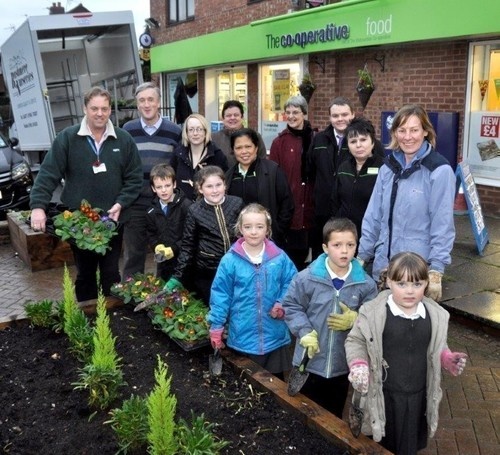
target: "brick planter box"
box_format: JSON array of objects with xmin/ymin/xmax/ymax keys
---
[{"xmin": 7, "ymin": 212, "xmax": 74, "ymax": 272}]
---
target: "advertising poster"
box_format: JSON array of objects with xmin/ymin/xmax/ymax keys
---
[
  {"xmin": 272, "ymin": 69, "xmax": 290, "ymax": 111},
  {"xmin": 467, "ymin": 112, "xmax": 500, "ymax": 180}
]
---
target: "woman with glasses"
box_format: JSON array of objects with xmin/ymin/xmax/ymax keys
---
[
  {"xmin": 171, "ymin": 113, "xmax": 228, "ymax": 200},
  {"xmin": 269, "ymin": 95, "xmax": 315, "ymax": 270}
]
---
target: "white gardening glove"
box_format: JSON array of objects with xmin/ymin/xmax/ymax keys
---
[
  {"xmin": 348, "ymin": 361, "xmax": 370, "ymax": 394},
  {"xmin": 299, "ymin": 330, "xmax": 320, "ymax": 359},
  {"xmin": 427, "ymin": 270, "xmax": 443, "ymax": 301}
]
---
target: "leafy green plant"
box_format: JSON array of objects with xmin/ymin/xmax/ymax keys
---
[
  {"xmin": 299, "ymin": 73, "xmax": 315, "ymax": 90},
  {"xmin": 62, "ymin": 265, "xmax": 93, "ymax": 362},
  {"xmin": 110, "ymin": 273, "xmax": 165, "ymax": 304},
  {"xmin": 24, "ymin": 299, "xmax": 57, "ymax": 328},
  {"xmin": 147, "ymin": 356, "xmax": 177, "ymax": 455},
  {"xmin": 74, "ymin": 293, "xmax": 125, "ymax": 410},
  {"xmin": 151, "ymin": 289, "xmax": 209, "ymax": 342},
  {"xmin": 53, "ymin": 199, "xmax": 118, "ymax": 255},
  {"xmin": 175, "ymin": 411, "xmax": 229, "ymax": 455},
  {"xmin": 51, "ymin": 300, "xmax": 65, "ymax": 333},
  {"xmin": 357, "ymin": 66, "xmax": 375, "ymax": 91},
  {"xmin": 106, "ymin": 395, "xmax": 149, "ymax": 454}
]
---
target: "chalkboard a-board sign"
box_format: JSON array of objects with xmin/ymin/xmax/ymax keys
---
[{"xmin": 455, "ymin": 161, "xmax": 489, "ymax": 255}]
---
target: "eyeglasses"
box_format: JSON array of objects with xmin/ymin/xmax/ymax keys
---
[
  {"xmin": 285, "ymin": 110, "xmax": 303, "ymax": 117},
  {"xmin": 187, "ymin": 127, "xmax": 205, "ymax": 134}
]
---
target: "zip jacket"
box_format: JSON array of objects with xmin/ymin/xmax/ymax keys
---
[
  {"xmin": 208, "ymin": 238, "xmax": 297, "ymax": 355},
  {"xmin": 283, "ymin": 255, "xmax": 377, "ymax": 378}
]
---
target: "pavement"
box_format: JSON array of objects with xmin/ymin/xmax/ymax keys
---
[{"xmin": 0, "ymin": 214, "xmax": 498, "ymax": 454}]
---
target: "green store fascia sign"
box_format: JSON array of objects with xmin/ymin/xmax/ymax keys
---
[{"xmin": 151, "ymin": 0, "xmax": 499, "ymax": 73}]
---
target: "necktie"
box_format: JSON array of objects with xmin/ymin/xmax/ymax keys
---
[
  {"xmin": 332, "ymin": 278, "xmax": 345, "ymax": 290},
  {"xmin": 336, "ymin": 135, "xmax": 343, "ymax": 147},
  {"xmin": 162, "ymin": 205, "xmax": 168, "ymax": 216}
]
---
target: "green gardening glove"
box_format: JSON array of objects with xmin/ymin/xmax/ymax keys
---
[
  {"xmin": 164, "ymin": 277, "xmax": 184, "ymax": 293},
  {"xmin": 299, "ymin": 330, "xmax": 320, "ymax": 359},
  {"xmin": 327, "ymin": 302, "xmax": 358, "ymax": 331}
]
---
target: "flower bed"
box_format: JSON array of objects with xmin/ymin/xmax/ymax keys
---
[{"xmin": 0, "ymin": 306, "xmax": 343, "ymax": 454}]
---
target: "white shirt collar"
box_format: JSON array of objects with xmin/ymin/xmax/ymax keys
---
[
  {"xmin": 325, "ymin": 257, "xmax": 352, "ymax": 281},
  {"xmin": 141, "ymin": 115, "xmax": 162, "ymax": 134},
  {"xmin": 387, "ymin": 294, "xmax": 426, "ymax": 320},
  {"xmin": 78, "ymin": 116, "xmax": 117, "ymax": 140}
]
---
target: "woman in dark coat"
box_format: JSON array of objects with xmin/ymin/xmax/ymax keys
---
[
  {"xmin": 331, "ymin": 117, "xmax": 385, "ymax": 240},
  {"xmin": 225, "ymin": 128, "xmax": 294, "ymax": 248},
  {"xmin": 269, "ymin": 95, "xmax": 315, "ymax": 270}
]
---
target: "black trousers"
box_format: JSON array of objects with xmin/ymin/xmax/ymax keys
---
[
  {"xmin": 70, "ymin": 228, "xmax": 123, "ymax": 302},
  {"xmin": 122, "ymin": 204, "xmax": 149, "ymax": 279},
  {"xmin": 300, "ymin": 372, "xmax": 349, "ymax": 418}
]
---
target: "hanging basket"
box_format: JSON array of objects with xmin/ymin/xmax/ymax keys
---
[
  {"xmin": 357, "ymin": 86, "xmax": 375, "ymax": 109},
  {"xmin": 356, "ymin": 64, "xmax": 375, "ymax": 109},
  {"xmin": 299, "ymin": 84, "xmax": 315, "ymax": 103}
]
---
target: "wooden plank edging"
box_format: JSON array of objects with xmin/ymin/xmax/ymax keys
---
[{"xmin": 222, "ymin": 350, "xmax": 392, "ymax": 455}]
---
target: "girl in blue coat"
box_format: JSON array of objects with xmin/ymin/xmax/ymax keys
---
[{"xmin": 208, "ymin": 203, "xmax": 297, "ymax": 378}]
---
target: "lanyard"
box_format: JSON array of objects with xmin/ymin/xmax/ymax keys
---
[{"xmin": 87, "ymin": 136, "xmax": 101, "ymax": 166}]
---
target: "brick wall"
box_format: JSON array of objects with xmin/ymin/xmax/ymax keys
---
[
  {"xmin": 477, "ymin": 185, "xmax": 500, "ymax": 218},
  {"xmin": 306, "ymin": 41, "xmax": 468, "ymax": 156},
  {"xmin": 150, "ymin": 0, "xmax": 291, "ymax": 44}
]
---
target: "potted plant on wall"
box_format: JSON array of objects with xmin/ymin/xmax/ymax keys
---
[
  {"xmin": 299, "ymin": 73, "xmax": 316, "ymax": 103},
  {"xmin": 356, "ymin": 64, "xmax": 375, "ymax": 109}
]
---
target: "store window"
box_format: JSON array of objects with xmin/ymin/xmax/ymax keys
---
[
  {"xmin": 464, "ymin": 41, "xmax": 500, "ymax": 185},
  {"xmin": 163, "ymin": 72, "xmax": 198, "ymax": 124},
  {"xmin": 259, "ymin": 61, "xmax": 300, "ymax": 149},
  {"xmin": 217, "ymin": 70, "xmax": 247, "ymax": 116}
]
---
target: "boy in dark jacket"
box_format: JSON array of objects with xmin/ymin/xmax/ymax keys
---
[{"xmin": 145, "ymin": 164, "xmax": 192, "ymax": 280}]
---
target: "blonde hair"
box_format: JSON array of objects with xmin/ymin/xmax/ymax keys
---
[
  {"xmin": 389, "ymin": 105, "xmax": 436, "ymax": 149},
  {"xmin": 235, "ymin": 203, "xmax": 272, "ymax": 238},
  {"xmin": 182, "ymin": 114, "xmax": 211, "ymax": 147}
]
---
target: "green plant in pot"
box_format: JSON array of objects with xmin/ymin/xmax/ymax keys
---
[
  {"xmin": 299, "ymin": 73, "xmax": 316, "ymax": 103},
  {"xmin": 356, "ymin": 65, "xmax": 375, "ymax": 109}
]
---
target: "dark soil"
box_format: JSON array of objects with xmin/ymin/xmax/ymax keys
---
[{"xmin": 0, "ymin": 305, "xmax": 346, "ymax": 454}]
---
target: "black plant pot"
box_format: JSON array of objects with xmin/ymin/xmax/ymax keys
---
[
  {"xmin": 357, "ymin": 86, "xmax": 375, "ymax": 109},
  {"xmin": 299, "ymin": 84, "xmax": 315, "ymax": 103}
]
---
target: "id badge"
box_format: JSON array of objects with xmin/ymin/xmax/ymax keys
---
[{"xmin": 93, "ymin": 162, "xmax": 107, "ymax": 174}]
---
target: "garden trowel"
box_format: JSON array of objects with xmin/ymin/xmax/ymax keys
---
[
  {"xmin": 134, "ymin": 289, "xmax": 168, "ymax": 312},
  {"xmin": 349, "ymin": 390, "xmax": 365, "ymax": 438},
  {"xmin": 287, "ymin": 351, "xmax": 310, "ymax": 396},
  {"xmin": 209, "ymin": 348, "xmax": 223, "ymax": 376}
]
